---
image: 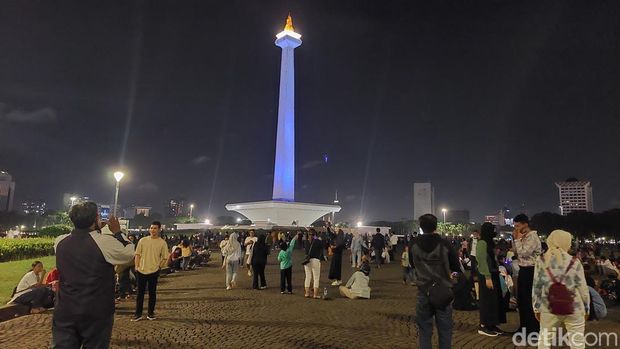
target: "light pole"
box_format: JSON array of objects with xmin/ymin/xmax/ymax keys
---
[
  {"xmin": 189, "ymin": 204, "xmax": 195, "ymax": 218},
  {"xmin": 441, "ymin": 208, "xmax": 447, "ymax": 223},
  {"xmin": 70, "ymin": 196, "xmax": 77, "ymax": 207},
  {"xmin": 113, "ymin": 171, "xmax": 124, "ymax": 217}
]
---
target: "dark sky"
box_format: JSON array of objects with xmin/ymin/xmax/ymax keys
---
[{"xmin": 0, "ymin": 1, "xmax": 619, "ymax": 222}]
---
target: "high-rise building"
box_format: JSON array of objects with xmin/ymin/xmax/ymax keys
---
[
  {"xmin": 555, "ymin": 178, "xmax": 593, "ymax": 215},
  {"xmin": 413, "ymin": 183, "xmax": 435, "ymax": 220},
  {"xmin": 63, "ymin": 193, "xmax": 90, "ymax": 209},
  {"xmin": 0, "ymin": 171, "xmax": 16, "ymax": 212},
  {"xmin": 22, "ymin": 200, "xmax": 47, "ymax": 216},
  {"xmin": 166, "ymin": 199, "xmax": 186, "ymax": 217}
]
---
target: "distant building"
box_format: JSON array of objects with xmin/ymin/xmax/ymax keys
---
[
  {"xmin": 448, "ymin": 210, "xmax": 470, "ymax": 224},
  {"xmin": 125, "ymin": 205, "xmax": 152, "ymax": 218},
  {"xmin": 485, "ymin": 209, "xmax": 508, "ymax": 226},
  {"xmin": 22, "ymin": 200, "xmax": 47, "ymax": 216},
  {"xmin": 413, "ymin": 183, "xmax": 435, "ymax": 220},
  {"xmin": 485, "ymin": 215, "xmax": 499, "ymax": 225},
  {"xmin": 0, "ymin": 171, "xmax": 16, "ymax": 212},
  {"xmin": 555, "ymin": 178, "xmax": 593, "ymax": 215},
  {"xmin": 166, "ymin": 199, "xmax": 186, "ymax": 217},
  {"xmin": 63, "ymin": 193, "xmax": 91, "ymax": 208}
]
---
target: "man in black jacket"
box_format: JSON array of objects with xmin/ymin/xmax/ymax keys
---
[
  {"xmin": 411, "ymin": 214, "xmax": 461, "ymax": 349},
  {"xmin": 371, "ymin": 228, "xmax": 386, "ymax": 268},
  {"xmin": 52, "ymin": 202, "xmax": 135, "ymax": 349}
]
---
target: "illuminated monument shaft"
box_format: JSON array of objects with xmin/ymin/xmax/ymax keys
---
[
  {"xmin": 272, "ymin": 17, "xmax": 301, "ymax": 201},
  {"xmin": 225, "ymin": 15, "xmax": 340, "ymax": 227}
]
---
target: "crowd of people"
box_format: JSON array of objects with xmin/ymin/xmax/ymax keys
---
[{"xmin": 6, "ymin": 202, "xmax": 620, "ymax": 349}]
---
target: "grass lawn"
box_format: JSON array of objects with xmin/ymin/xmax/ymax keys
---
[{"xmin": 0, "ymin": 255, "xmax": 56, "ymax": 305}]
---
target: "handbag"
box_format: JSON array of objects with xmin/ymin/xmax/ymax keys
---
[{"xmin": 302, "ymin": 240, "xmax": 315, "ymax": 265}]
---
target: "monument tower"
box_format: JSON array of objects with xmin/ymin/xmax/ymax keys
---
[
  {"xmin": 272, "ymin": 15, "xmax": 301, "ymax": 201},
  {"xmin": 225, "ymin": 15, "xmax": 340, "ymax": 227}
]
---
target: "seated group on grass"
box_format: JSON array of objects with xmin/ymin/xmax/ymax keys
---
[{"xmin": 7, "ymin": 261, "xmax": 56, "ymax": 313}]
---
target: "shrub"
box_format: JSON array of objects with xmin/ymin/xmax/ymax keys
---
[
  {"xmin": 0, "ymin": 238, "xmax": 55, "ymax": 262},
  {"xmin": 38, "ymin": 224, "xmax": 72, "ymax": 238}
]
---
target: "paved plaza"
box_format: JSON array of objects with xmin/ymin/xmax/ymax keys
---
[{"xmin": 1, "ymin": 250, "xmax": 619, "ymax": 349}]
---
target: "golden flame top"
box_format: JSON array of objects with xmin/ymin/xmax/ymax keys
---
[{"xmin": 284, "ymin": 14, "xmax": 295, "ymax": 32}]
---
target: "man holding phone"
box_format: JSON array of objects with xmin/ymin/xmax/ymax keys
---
[
  {"xmin": 52, "ymin": 202, "xmax": 134, "ymax": 349},
  {"xmin": 512, "ymin": 214, "xmax": 541, "ymax": 336}
]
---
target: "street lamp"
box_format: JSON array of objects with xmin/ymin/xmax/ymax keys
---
[
  {"xmin": 70, "ymin": 196, "xmax": 77, "ymax": 207},
  {"xmin": 113, "ymin": 171, "xmax": 125, "ymax": 217},
  {"xmin": 356, "ymin": 221, "xmax": 363, "ymax": 227},
  {"xmin": 236, "ymin": 217, "xmax": 242, "ymax": 223},
  {"xmin": 204, "ymin": 219, "xmax": 211, "ymax": 225},
  {"xmin": 441, "ymin": 208, "xmax": 448, "ymax": 223},
  {"xmin": 189, "ymin": 204, "xmax": 195, "ymax": 218}
]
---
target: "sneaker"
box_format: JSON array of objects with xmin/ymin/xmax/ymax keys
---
[
  {"xmin": 226, "ymin": 286, "xmax": 231, "ymax": 290},
  {"xmin": 130, "ymin": 316, "xmax": 143, "ymax": 322},
  {"xmin": 259, "ymin": 286, "xmax": 267, "ymax": 290},
  {"xmin": 247, "ymin": 270, "xmax": 252, "ymax": 277},
  {"xmin": 478, "ymin": 326, "xmax": 499, "ymax": 337},
  {"xmin": 489, "ymin": 326, "xmax": 508, "ymax": 336},
  {"xmin": 287, "ymin": 291, "xmax": 293, "ymax": 294},
  {"xmin": 147, "ymin": 314, "xmax": 156, "ymax": 321},
  {"xmin": 280, "ymin": 291, "xmax": 285, "ymax": 294},
  {"xmin": 331, "ymin": 280, "xmax": 341, "ymax": 286}
]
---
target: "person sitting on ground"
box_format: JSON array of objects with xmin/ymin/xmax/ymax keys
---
[
  {"xmin": 339, "ymin": 258, "xmax": 371, "ymax": 299},
  {"xmin": 8, "ymin": 260, "xmax": 55, "ymax": 313},
  {"xmin": 167, "ymin": 246, "xmax": 182, "ymax": 271},
  {"xmin": 586, "ymin": 275, "xmax": 607, "ymax": 320}
]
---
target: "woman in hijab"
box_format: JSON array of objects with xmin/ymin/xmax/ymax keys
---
[
  {"xmin": 328, "ymin": 228, "xmax": 346, "ymax": 286},
  {"xmin": 221, "ymin": 232, "xmax": 242, "ymax": 290},
  {"xmin": 251, "ymin": 234, "xmax": 269, "ymax": 290},
  {"xmin": 476, "ymin": 222, "xmax": 507, "ymax": 337},
  {"xmin": 533, "ymin": 230, "xmax": 589, "ymax": 349}
]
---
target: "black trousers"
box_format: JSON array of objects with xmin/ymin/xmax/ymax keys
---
[
  {"xmin": 478, "ymin": 273, "xmax": 506, "ymax": 327},
  {"xmin": 13, "ymin": 287, "xmax": 54, "ymax": 309},
  {"xmin": 252, "ymin": 263, "xmax": 266, "ymax": 289},
  {"xmin": 280, "ymin": 267, "xmax": 292, "ymax": 292},
  {"xmin": 135, "ymin": 270, "xmax": 159, "ymax": 317},
  {"xmin": 517, "ymin": 266, "xmax": 539, "ymax": 334},
  {"xmin": 52, "ymin": 314, "xmax": 114, "ymax": 349}
]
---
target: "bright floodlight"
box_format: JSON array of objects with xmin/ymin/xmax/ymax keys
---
[
  {"xmin": 113, "ymin": 171, "xmax": 125, "ymax": 182},
  {"xmin": 441, "ymin": 208, "xmax": 447, "ymax": 213},
  {"xmin": 204, "ymin": 219, "xmax": 211, "ymax": 225},
  {"xmin": 70, "ymin": 196, "xmax": 77, "ymax": 201},
  {"xmin": 357, "ymin": 221, "xmax": 363, "ymax": 227},
  {"xmin": 236, "ymin": 218, "xmax": 242, "ymax": 223},
  {"xmin": 190, "ymin": 204, "xmax": 195, "ymax": 208}
]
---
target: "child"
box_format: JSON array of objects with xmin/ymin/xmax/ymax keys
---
[
  {"xmin": 401, "ymin": 247, "xmax": 414, "ymax": 285},
  {"xmin": 277, "ymin": 235, "xmax": 297, "ymax": 294}
]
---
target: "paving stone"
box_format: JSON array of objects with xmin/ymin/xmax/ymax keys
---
[{"xmin": 1, "ymin": 250, "xmax": 619, "ymax": 348}]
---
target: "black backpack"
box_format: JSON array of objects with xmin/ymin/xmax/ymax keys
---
[{"xmin": 414, "ymin": 243, "xmax": 454, "ymax": 309}]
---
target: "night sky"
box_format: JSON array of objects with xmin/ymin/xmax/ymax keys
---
[{"xmin": 0, "ymin": 1, "xmax": 618, "ymax": 222}]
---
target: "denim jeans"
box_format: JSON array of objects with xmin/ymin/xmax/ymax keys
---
[
  {"xmin": 226, "ymin": 259, "xmax": 239, "ymax": 287},
  {"xmin": 351, "ymin": 249, "xmax": 362, "ymax": 267},
  {"xmin": 415, "ymin": 291, "xmax": 453, "ymax": 349}
]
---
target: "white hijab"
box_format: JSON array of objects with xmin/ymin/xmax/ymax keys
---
[
  {"xmin": 544, "ymin": 229, "xmax": 573, "ymax": 262},
  {"xmin": 222, "ymin": 232, "xmax": 241, "ymax": 256}
]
